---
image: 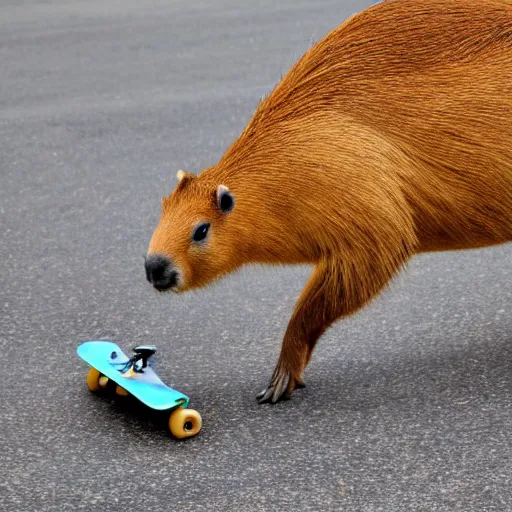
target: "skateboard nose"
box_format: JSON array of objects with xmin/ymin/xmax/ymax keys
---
[{"xmin": 145, "ymin": 254, "xmax": 178, "ymax": 290}]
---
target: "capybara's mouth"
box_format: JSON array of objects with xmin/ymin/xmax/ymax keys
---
[{"xmin": 152, "ymin": 281, "xmax": 180, "ymax": 294}]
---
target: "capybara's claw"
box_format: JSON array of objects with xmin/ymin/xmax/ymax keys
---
[
  {"xmin": 256, "ymin": 369, "xmax": 304, "ymax": 404},
  {"xmin": 256, "ymin": 384, "xmax": 289, "ymax": 404}
]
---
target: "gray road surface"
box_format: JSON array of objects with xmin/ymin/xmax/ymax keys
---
[{"xmin": 1, "ymin": 1, "xmax": 511, "ymax": 511}]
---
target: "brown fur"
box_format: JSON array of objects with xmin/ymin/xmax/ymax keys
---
[{"xmin": 147, "ymin": 0, "xmax": 512, "ymax": 402}]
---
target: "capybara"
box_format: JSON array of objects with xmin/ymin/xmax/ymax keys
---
[{"xmin": 145, "ymin": 0, "xmax": 512, "ymax": 403}]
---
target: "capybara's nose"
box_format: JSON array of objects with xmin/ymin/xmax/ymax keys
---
[{"xmin": 145, "ymin": 254, "xmax": 177, "ymax": 290}]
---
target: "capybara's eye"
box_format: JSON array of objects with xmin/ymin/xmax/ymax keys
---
[{"xmin": 192, "ymin": 222, "xmax": 210, "ymax": 242}]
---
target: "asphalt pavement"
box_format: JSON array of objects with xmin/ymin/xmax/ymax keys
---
[{"xmin": 1, "ymin": 1, "xmax": 511, "ymax": 511}]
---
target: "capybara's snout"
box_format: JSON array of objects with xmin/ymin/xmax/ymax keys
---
[{"xmin": 145, "ymin": 254, "xmax": 178, "ymax": 291}]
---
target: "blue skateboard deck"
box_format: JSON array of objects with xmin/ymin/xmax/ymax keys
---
[{"xmin": 77, "ymin": 341, "xmax": 189, "ymax": 411}]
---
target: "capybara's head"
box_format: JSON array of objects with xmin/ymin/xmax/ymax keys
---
[{"xmin": 145, "ymin": 170, "xmax": 237, "ymax": 293}]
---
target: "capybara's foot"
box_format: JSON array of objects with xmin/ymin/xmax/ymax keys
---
[{"xmin": 256, "ymin": 367, "xmax": 305, "ymax": 404}]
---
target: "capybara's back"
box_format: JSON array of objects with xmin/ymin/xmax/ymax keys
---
[
  {"xmin": 146, "ymin": 0, "xmax": 512, "ymax": 403},
  {"xmin": 236, "ymin": 0, "xmax": 512, "ymax": 252}
]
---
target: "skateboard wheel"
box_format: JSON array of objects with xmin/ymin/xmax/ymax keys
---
[
  {"xmin": 86, "ymin": 368, "xmax": 102, "ymax": 392},
  {"xmin": 168, "ymin": 407, "xmax": 202, "ymax": 439},
  {"xmin": 99, "ymin": 376, "xmax": 109, "ymax": 388},
  {"xmin": 115, "ymin": 385, "xmax": 129, "ymax": 397}
]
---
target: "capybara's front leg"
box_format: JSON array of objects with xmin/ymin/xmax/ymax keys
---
[
  {"xmin": 257, "ymin": 260, "xmax": 345, "ymax": 404},
  {"xmin": 257, "ymin": 244, "xmax": 411, "ymax": 403}
]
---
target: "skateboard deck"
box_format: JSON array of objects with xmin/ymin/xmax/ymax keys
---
[{"xmin": 77, "ymin": 341, "xmax": 189, "ymax": 411}]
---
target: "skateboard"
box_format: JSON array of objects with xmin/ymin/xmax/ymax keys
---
[{"xmin": 77, "ymin": 341, "xmax": 202, "ymax": 439}]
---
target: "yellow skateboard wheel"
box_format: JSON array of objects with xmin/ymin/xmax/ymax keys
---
[
  {"xmin": 86, "ymin": 368, "xmax": 102, "ymax": 392},
  {"xmin": 168, "ymin": 407, "xmax": 202, "ymax": 439},
  {"xmin": 115, "ymin": 385, "xmax": 129, "ymax": 397},
  {"xmin": 99, "ymin": 376, "xmax": 109, "ymax": 388}
]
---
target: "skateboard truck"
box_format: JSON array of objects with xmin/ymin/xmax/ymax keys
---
[{"xmin": 117, "ymin": 345, "xmax": 157, "ymax": 375}]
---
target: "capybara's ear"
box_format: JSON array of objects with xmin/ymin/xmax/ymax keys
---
[
  {"xmin": 175, "ymin": 170, "xmax": 196, "ymax": 190},
  {"xmin": 216, "ymin": 185, "xmax": 235, "ymax": 213},
  {"xmin": 176, "ymin": 169, "xmax": 196, "ymax": 182}
]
